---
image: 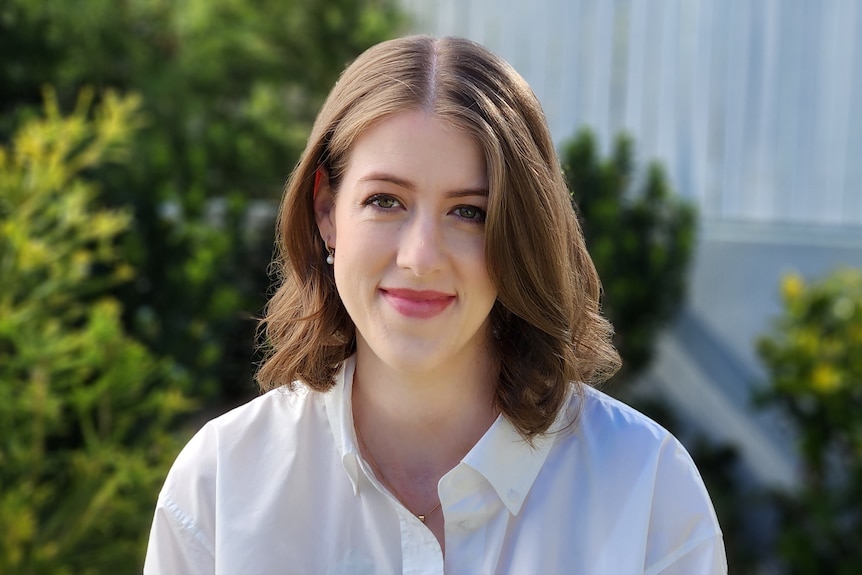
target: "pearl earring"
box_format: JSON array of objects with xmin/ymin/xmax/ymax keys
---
[{"xmin": 326, "ymin": 246, "xmax": 335, "ymax": 265}]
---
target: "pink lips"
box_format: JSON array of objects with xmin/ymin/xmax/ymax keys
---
[{"xmin": 381, "ymin": 288, "xmax": 455, "ymax": 319}]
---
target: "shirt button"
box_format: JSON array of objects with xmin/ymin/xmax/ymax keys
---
[
  {"xmin": 459, "ymin": 520, "xmax": 474, "ymax": 530},
  {"xmin": 507, "ymin": 488, "xmax": 519, "ymax": 501}
]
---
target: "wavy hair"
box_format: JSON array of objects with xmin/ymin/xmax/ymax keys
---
[{"xmin": 257, "ymin": 35, "xmax": 620, "ymax": 438}]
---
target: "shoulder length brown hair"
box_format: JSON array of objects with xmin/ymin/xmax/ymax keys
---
[{"xmin": 257, "ymin": 35, "xmax": 620, "ymax": 438}]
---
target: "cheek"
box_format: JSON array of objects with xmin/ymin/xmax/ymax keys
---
[
  {"xmin": 461, "ymin": 233, "xmax": 489, "ymax": 267},
  {"xmin": 458, "ymin": 236, "xmax": 496, "ymax": 293},
  {"xmin": 338, "ymin": 220, "xmax": 392, "ymax": 256},
  {"xmin": 333, "ymin": 223, "xmax": 391, "ymax": 284}
]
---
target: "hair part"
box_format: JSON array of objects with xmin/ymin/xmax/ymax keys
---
[{"xmin": 257, "ymin": 35, "xmax": 621, "ymax": 439}]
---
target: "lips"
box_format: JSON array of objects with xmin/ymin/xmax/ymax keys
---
[{"xmin": 380, "ymin": 288, "xmax": 455, "ymax": 319}]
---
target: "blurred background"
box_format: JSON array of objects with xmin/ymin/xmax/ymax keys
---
[{"xmin": 1, "ymin": 0, "xmax": 860, "ymax": 573}]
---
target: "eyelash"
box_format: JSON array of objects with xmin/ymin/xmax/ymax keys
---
[
  {"xmin": 453, "ymin": 205, "xmax": 486, "ymax": 224},
  {"xmin": 365, "ymin": 194, "xmax": 401, "ymax": 210},
  {"xmin": 364, "ymin": 194, "xmax": 486, "ymax": 224}
]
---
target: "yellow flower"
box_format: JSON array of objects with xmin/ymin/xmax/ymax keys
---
[
  {"xmin": 781, "ymin": 273, "xmax": 805, "ymax": 303},
  {"xmin": 811, "ymin": 363, "xmax": 841, "ymax": 393}
]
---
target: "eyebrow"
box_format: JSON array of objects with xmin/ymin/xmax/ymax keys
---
[{"xmin": 358, "ymin": 172, "xmax": 489, "ymax": 198}]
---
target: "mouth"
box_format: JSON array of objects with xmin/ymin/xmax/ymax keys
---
[{"xmin": 380, "ymin": 288, "xmax": 456, "ymax": 319}]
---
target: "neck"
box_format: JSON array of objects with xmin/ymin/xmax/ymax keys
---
[{"xmin": 351, "ymin": 340, "xmax": 499, "ymax": 479}]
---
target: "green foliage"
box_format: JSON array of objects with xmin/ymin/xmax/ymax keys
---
[
  {"xmin": 0, "ymin": 0, "xmax": 405, "ymax": 402},
  {"xmin": 561, "ymin": 129, "xmax": 697, "ymax": 383},
  {"xmin": 0, "ymin": 91, "xmax": 194, "ymax": 573},
  {"xmin": 757, "ymin": 269, "xmax": 862, "ymax": 573}
]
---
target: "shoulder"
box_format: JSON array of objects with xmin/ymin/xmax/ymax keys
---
[
  {"xmin": 575, "ymin": 384, "xmax": 717, "ymax": 501},
  {"xmin": 145, "ymin": 386, "xmax": 332, "ymax": 573},
  {"xmin": 578, "ymin": 385, "xmax": 666, "ymax": 431},
  {"xmin": 205, "ymin": 384, "xmax": 318, "ymax": 435},
  {"xmin": 560, "ymin": 385, "xmax": 726, "ymax": 572},
  {"xmin": 157, "ymin": 386, "xmax": 329, "ymax": 513},
  {"xmin": 541, "ymin": 387, "xmax": 691, "ymax": 499},
  {"xmin": 565, "ymin": 385, "xmax": 714, "ymax": 497},
  {"xmin": 153, "ymin": 387, "xmax": 329, "ymax": 520},
  {"xmin": 169, "ymin": 385, "xmax": 323, "ymax": 474},
  {"xmin": 563, "ymin": 385, "xmax": 679, "ymax": 459}
]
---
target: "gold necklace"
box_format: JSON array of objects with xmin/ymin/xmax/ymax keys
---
[{"xmin": 354, "ymin": 426, "xmax": 442, "ymax": 523}]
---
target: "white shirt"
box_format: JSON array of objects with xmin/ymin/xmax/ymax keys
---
[{"xmin": 144, "ymin": 357, "xmax": 726, "ymax": 574}]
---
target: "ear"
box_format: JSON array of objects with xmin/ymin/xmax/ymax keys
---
[{"xmin": 312, "ymin": 168, "xmax": 336, "ymax": 247}]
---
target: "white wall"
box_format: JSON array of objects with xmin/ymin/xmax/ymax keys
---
[{"xmin": 402, "ymin": 0, "xmax": 862, "ymax": 227}]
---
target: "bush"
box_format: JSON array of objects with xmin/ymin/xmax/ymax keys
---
[
  {"xmin": 0, "ymin": 0, "xmax": 405, "ymax": 403},
  {"xmin": 561, "ymin": 130, "xmax": 697, "ymax": 384},
  {"xmin": 0, "ymin": 91, "xmax": 194, "ymax": 574},
  {"xmin": 757, "ymin": 269, "xmax": 862, "ymax": 573}
]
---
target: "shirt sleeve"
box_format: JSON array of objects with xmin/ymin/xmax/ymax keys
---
[
  {"xmin": 643, "ymin": 437, "xmax": 728, "ymax": 575},
  {"xmin": 143, "ymin": 495, "xmax": 215, "ymax": 575},
  {"xmin": 143, "ymin": 423, "xmax": 218, "ymax": 575},
  {"xmin": 645, "ymin": 533, "xmax": 727, "ymax": 575}
]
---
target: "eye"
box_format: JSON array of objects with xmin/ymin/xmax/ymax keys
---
[
  {"xmin": 365, "ymin": 194, "xmax": 401, "ymax": 209},
  {"xmin": 453, "ymin": 205, "xmax": 486, "ymax": 223}
]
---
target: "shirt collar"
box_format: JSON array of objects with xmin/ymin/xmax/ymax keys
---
[
  {"xmin": 461, "ymin": 386, "xmax": 574, "ymax": 516},
  {"xmin": 324, "ymin": 355, "xmax": 575, "ymax": 512},
  {"xmin": 323, "ymin": 356, "xmax": 363, "ymax": 495}
]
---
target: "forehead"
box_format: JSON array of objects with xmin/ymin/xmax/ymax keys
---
[{"xmin": 343, "ymin": 110, "xmax": 488, "ymax": 188}]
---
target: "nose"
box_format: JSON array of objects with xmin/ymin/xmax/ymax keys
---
[{"xmin": 396, "ymin": 211, "xmax": 445, "ymax": 276}]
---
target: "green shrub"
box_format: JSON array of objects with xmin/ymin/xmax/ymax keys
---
[
  {"xmin": 757, "ymin": 269, "xmax": 862, "ymax": 573},
  {"xmin": 561, "ymin": 130, "xmax": 697, "ymax": 384},
  {"xmin": 0, "ymin": 0, "xmax": 405, "ymax": 403},
  {"xmin": 0, "ymin": 91, "xmax": 194, "ymax": 574}
]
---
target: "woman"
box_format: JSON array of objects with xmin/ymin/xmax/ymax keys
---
[{"xmin": 145, "ymin": 36, "xmax": 726, "ymax": 574}]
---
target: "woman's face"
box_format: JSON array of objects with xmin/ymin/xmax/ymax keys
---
[{"xmin": 315, "ymin": 110, "xmax": 498, "ymax": 377}]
